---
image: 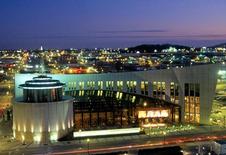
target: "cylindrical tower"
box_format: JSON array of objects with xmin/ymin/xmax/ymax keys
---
[{"xmin": 13, "ymin": 75, "xmax": 74, "ymax": 143}]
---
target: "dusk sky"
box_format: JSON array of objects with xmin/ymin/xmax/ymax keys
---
[{"xmin": 0, "ymin": 0, "xmax": 226, "ymax": 49}]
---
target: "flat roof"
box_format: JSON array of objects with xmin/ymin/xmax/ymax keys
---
[{"xmin": 215, "ymin": 140, "xmax": 226, "ymax": 144}]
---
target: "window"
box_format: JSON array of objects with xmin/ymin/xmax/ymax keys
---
[
  {"xmin": 79, "ymin": 82, "xmax": 84, "ymax": 90},
  {"xmin": 117, "ymin": 81, "xmax": 123, "ymax": 91},
  {"xmin": 153, "ymin": 82, "xmax": 157, "ymax": 98},
  {"xmin": 184, "ymin": 83, "xmax": 200, "ymax": 123},
  {"xmin": 98, "ymin": 81, "xmax": 103, "ymax": 90},
  {"xmin": 126, "ymin": 81, "xmax": 137, "ymax": 93},
  {"xmin": 153, "ymin": 81, "xmax": 165, "ymax": 100},
  {"xmin": 141, "ymin": 81, "xmax": 148, "ymax": 95},
  {"xmin": 106, "ymin": 81, "xmax": 114, "ymax": 90},
  {"xmin": 87, "ymin": 81, "xmax": 95, "ymax": 90}
]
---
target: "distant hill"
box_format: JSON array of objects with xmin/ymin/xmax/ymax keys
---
[
  {"xmin": 128, "ymin": 44, "xmax": 191, "ymax": 53},
  {"xmin": 209, "ymin": 43, "xmax": 226, "ymax": 48}
]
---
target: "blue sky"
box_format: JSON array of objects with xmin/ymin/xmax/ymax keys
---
[{"xmin": 0, "ymin": 0, "xmax": 226, "ymax": 49}]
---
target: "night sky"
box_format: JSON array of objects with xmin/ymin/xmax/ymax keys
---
[{"xmin": 0, "ymin": 0, "xmax": 226, "ymax": 49}]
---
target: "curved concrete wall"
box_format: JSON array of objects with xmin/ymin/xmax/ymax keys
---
[{"xmin": 13, "ymin": 99, "xmax": 74, "ymax": 143}]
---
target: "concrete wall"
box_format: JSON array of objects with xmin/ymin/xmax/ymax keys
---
[{"xmin": 13, "ymin": 99, "xmax": 74, "ymax": 143}]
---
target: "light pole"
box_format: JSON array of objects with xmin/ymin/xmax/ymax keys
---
[
  {"xmin": 87, "ymin": 138, "xmax": 90, "ymax": 155},
  {"xmin": 209, "ymin": 118, "xmax": 213, "ymax": 132},
  {"xmin": 224, "ymin": 116, "xmax": 226, "ymax": 127},
  {"xmin": 79, "ymin": 129, "xmax": 82, "ymax": 144},
  {"xmin": 163, "ymin": 131, "xmax": 166, "ymax": 144}
]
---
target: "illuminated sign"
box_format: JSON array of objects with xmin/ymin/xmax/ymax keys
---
[
  {"xmin": 73, "ymin": 128, "xmax": 140, "ymax": 138},
  {"xmin": 138, "ymin": 110, "xmax": 169, "ymax": 118}
]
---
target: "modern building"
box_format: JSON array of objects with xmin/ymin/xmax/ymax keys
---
[
  {"xmin": 14, "ymin": 64, "xmax": 222, "ymax": 135},
  {"xmin": 71, "ymin": 90, "xmax": 181, "ymax": 130},
  {"xmin": 13, "ymin": 75, "xmax": 74, "ymax": 143}
]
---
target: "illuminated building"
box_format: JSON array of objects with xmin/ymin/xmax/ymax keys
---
[
  {"xmin": 71, "ymin": 90, "xmax": 180, "ymax": 130},
  {"xmin": 14, "ymin": 64, "xmax": 221, "ymax": 131},
  {"xmin": 13, "ymin": 75, "xmax": 74, "ymax": 143}
]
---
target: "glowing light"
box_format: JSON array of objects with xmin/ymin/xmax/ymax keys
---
[
  {"xmin": 13, "ymin": 123, "xmax": 16, "ymax": 130},
  {"xmin": 138, "ymin": 110, "xmax": 169, "ymax": 118},
  {"xmin": 218, "ymin": 70, "xmax": 226, "ymax": 75},
  {"xmin": 23, "ymin": 125, "xmax": 26, "ymax": 132},
  {"xmin": 26, "ymin": 82, "xmax": 58, "ymax": 85},
  {"xmin": 21, "ymin": 135, "xmax": 25, "ymax": 142},
  {"xmin": 39, "ymin": 126, "xmax": 42, "ymax": 132},
  {"xmin": 142, "ymin": 123, "xmax": 166, "ymax": 128},
  {"xmin": 19, "ymin": 86, "xmax": 63, "ymax": 89},
  {"xmin": 73, "ymin": 128, "xmax": 140, "ymax": 138},
  {"xmin": 31, "ymin": 125, "xmax": 34, "ymax": 133},
  {"xmin": 50, "ymin": 132, "xmax": 58, "ymax": 141},
  {"xmin": 138, "ymin": 111, "xmax": 146, "ymax": 118},
  {"xmin": 71, "ymin": 120, "xmax": 74, "ymax": 127},
  {"xmin": 62, "ymin": 123, "xmax": 65, "ymax": 130},
  {"xmin": 33, "ymin": 133, "xmax": 41, "ymax": 143},
  {"xmin": 68, "ymin": 120, "xmax": 71, "ymax": 128}
]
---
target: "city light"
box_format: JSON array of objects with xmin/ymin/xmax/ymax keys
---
[
  {"xmin": 138, "ymin": 110, "xmax": 169, "ymax": 118},
  {"xmin": 0, "ymin": 1, "xmax": 226, "ymax": 154}
]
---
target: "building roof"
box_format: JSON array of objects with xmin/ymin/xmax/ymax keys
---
[
  {"xmin": 215, "ymin": 140, "xmax": 226, "ymax": 145},
  {"xmin": 19, "ymin": 75, "xmax": 65, "ymax": 89}
]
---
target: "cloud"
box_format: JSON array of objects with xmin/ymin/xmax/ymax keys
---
[
  {"xmin": 4, "ymin": 32, "xmax": 226, "ymax": 41},
  {"xmin": 94, "ymin": 33, "xmax": 226, "ymax": 39},
  {"xmin": 182, "ymin": 34, "xmax": 226, "ymax": 38},
  {"xmin": 96, "ymin": 29, "xmax": 168, "ymax": 34}
]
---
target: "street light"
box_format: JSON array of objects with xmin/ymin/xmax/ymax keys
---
[
  {"xmin": 87, "ymin": 138, "xmax": 90, "ymax": 155},
  {"xmin": 163, "ymin": 131, "xmax": 166, "ymax": 144},
  {"xmin": 79, "ymin": 129, "xmax": 82, "ymax": 144}
]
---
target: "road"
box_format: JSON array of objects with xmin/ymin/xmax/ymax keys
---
[{"xmin": 1, "ymin": 128, "xmax": 226, "ymax": 155}]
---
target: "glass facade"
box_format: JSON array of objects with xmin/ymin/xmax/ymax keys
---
[
  {"xmin": 126, "ymin": 81, "xmax": 137, "ymax": 93},
  {"xmin": 87, "ymin": 81, "xmax": 95, "ymax": 90},
  {"xmin": 170, "ymin": 82, "xmax": 179, "ymax": 104},
  {"xmin": 23, "ymin": 88, "xmax": 63, "ymax": 102},
  {"xmin": 19, "ymin": 75, "xmax": 65, "ymax": 103},
  {"xmin": 141, "ymin": 81, "xmax": 148, "ymax": 95},
  {"xmin": 153, "ymin": 81, "xmax": 165, "ymax": 100},
  {"xmin": 184, "ymin": 83, "xmax": 200, "ymax": 123},
  {"xmin": 106, "ymin": 81, "xmax": 114, "ymax": 90},
  {"xmin": 79, "ymin": 82, "xmax": 84, "ymax": 90},
  {"xmin": 98, "ymin": 81, "xmax": 103, "ymax": 90},
  {"xmin": 68, "ymin": 82, "xmax": 76, "ymax": 90},
  {"xmin": 117, "ymin": 81, "xmax": 123, "ymax": 92},
  {"xmin": 70, "ymin": 90, "xmax": 180, "ymax": 130}
]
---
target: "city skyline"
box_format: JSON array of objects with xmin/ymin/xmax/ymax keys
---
[
  {"xmin": 2, "ymin": 1, "xmax": 226, "ymax": 154},
  {"xmin": 0, "ymin": 0, "xmax": 226, "ymax": 49}
]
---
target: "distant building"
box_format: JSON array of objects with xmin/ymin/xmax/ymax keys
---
[{"xmin": 40, "ymin": 46, "xmax": 43, "ymax": 51}]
